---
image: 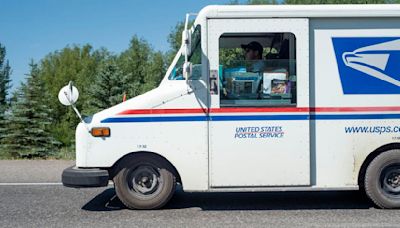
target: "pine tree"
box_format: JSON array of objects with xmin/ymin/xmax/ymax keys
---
[
  {"xmin": 0, "ymin": 43, "xmax": 12, "ymax": 157},
  {"xmin": 1, "ymin": 86, "xmax": 31, "ymax": 157},
  {"xmin": 0, "ymin": 106, "xmax": 11, "ymax": 158},
  {"xmin": 0, "ymin": 43, "xmax": 11, "ymax": 108},
  {"xmin": 2, "ymin": 62, "xmax": 59, "ymax": 158},
  {"xmin": 86, "ymin": 59, "xmax": 129, "ymax": 114}
]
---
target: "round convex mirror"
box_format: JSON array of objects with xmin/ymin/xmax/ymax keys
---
[{"xmin": 58, "ymin": 84, "xmax": 79, "ymax": 106}]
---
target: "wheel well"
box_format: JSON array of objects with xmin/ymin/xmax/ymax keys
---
[
  {"xmin": 358, "ymin": 143, "xmax": 400, "ymax": 188},
  {"xmin": 108, "ymin": 151, "xmax": 182, "ymax": 185}
]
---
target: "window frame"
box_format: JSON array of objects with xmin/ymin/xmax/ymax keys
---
[{"xmin": 218, "ymin": 32, "xmax": 297, "ymax": 107}]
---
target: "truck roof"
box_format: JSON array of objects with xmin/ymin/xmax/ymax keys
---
[{"xmin": 197, "ymin": 4, "xmax": 400, "ymax": 19}]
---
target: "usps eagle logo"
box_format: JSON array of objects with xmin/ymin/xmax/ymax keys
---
[{"xmin": 332, "ymin": 37, "xmax": 400, "ymax": 94}]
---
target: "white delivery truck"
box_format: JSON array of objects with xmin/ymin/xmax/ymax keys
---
[{"xmin": 60, "ymin": 4, "xmax": 400, "ymax": 209}]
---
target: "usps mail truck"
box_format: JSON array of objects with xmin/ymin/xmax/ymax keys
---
[{"xmin": 60, "ymin": 4, "xmax": 400, "ymax": 209}]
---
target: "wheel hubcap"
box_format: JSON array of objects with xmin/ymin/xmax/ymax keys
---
[
  {"xmin": 130, "ymin": 166, "xmax": 161, "ymax": 195},
  {"xmin": 381, "ymin": 165, "xmax": 400, "ymax": 196}
]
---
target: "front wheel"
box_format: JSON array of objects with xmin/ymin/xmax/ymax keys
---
[
  {"xmin": 113, "ymin": 155, "xmax": 176, "ymax": 209},
  {"xmin": 365, "ymin": 149, "xmax": 400, "ymax": 209}
]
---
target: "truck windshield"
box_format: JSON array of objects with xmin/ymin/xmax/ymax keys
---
[{"xmin": 168, "ymin": 25, "xmax": 202, "ymax": 80}]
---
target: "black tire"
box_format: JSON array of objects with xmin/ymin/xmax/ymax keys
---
[
  {"xmin": 113, "ymin": 154, "xmax": 176, "ymax": 210},
  {"xmin": 365, "ymin": 149, "xmax": 400, "ymax": 209}
]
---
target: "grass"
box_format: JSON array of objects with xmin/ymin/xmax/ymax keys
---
[
  {"xmin": 0, "ymin": 147, "xmax": 75, "ymax": 160},
  {"xmin": 53, "ymin": 147, "xmax": 75, "ymax": 160}
]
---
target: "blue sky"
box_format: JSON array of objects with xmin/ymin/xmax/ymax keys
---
[{"xmin": 1, "ymin": 0, "xmax": 232, "ymax": 91}]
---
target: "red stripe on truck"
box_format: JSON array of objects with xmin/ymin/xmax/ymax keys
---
[{"xmin": 117, "ymin": 106, "xmax": 400, "ymax": 115}]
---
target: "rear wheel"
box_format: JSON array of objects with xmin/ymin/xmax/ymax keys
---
[
  {"xmin": 113, "ymin": 155, "xmax": 176, "ymax": 209},
  {"xmin": 365, "ymin": 149, "xmax": 400, "ymax": 209}
]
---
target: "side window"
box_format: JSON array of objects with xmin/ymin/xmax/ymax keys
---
[
  {"xmin": 169, "ymin": 25, "xmax": 202, "ymax": 80},
  {"xmin": 219, "ymin": 33, "xmax": 297, "ymax": 107}
]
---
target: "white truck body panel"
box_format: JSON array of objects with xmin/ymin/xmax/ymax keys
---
[
  {"xmin": 75, "ymin": 5, "xmax": 400, "ymax": 191},
  {"xmin": 311, "ymin": 19, "xmax": 400, "ymax": 187}
]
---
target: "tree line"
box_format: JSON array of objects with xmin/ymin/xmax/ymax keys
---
[
  {"xmin": 0, "ymin": 0, "xmax": 398, "ymax": 159},
  {"xmin": 0, "ymin": 35, "xmax": 172, "ymax": 159}
]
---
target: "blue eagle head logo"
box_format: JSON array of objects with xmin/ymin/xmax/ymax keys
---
[{"xmin": 332, "ymin": 37, "xmax": 400, "ymax": 94}]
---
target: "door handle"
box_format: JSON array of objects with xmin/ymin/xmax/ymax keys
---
[{"xmin": 210, "ymin": 70, "xmax": 219, "ymax": 95}]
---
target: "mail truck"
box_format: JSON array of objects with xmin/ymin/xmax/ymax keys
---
[{"xmin": 60, "ymin": 4, "xmax": 400, "ymax": 209}]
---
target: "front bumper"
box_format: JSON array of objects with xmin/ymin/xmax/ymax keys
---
[{"xmin": 62, "ymin": 166, "xmax": 109, "ymax": 188}]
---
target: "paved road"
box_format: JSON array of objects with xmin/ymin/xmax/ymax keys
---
[
  {"xmin": 1, "ymin": 161, "xmax": 400, "ymax": 227},
  {"xmin": 0, "ymin": 160, "xmax": 74, "ymax": 183}
]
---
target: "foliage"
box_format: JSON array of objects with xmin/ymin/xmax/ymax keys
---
[
  {"xmin": 168, "ymin": 21, "xmax": 186, "ymax": 56},
  {"xmin": 0, "ymin": 43, "xmax": 12, "ymax": 108},
  {"xmin": 229, "ymin": 0, "xmax": 278, "ymax": 4},
  {"xmin": 166, "ymin": 21, "xmax": 185, "ymax": 64},
  {"xmin": 38, "ymin": 45, "xmax": 106, "ymax": 146},
  {"xmin": 0, "ymin": 36, "xmax": 167, "ymax": 159},
  {"xmin": 7, "ymin": 38, "xmax": 166, "ymax": 153},
  {"xmin": 229, "ymin": 0, "xmax": 395, "ymax": 4},
  {"xmin": 220, "ymin": 48, "xmax": 245, "ymax": 68},
  {"xmin": 0, "ymin": 108, "xmax": 11, "ymax": 158},
  {"xmin": 166, "ymin": 20, "xmax": 195, "ymax": 64},
  {"xmin": 0, "ymin": 43, "xmax": 12, "ymax": 157},
  {"xmin": 248, "ymin": 0, "xmax": 278, "ymax": 4},
  {"xmin": 86, "ymin": 58, "xmax": 129, "ymax": 114},
  {"xmin": 284, "ymin": 0, "xmax": 386, "ymax": 3},
  {"xmin": 1, "ymin": 62, "xmax": 60, "ymax": 158},
  {"xmin": 118, "ymin": 36, "xmax": 165, "ymax": 99},
  {"xmin": 142, "ymin": 51, "xmax": 166, "ymax": 92}
]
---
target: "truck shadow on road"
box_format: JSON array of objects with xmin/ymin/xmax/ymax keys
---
[{"xmin": 82, "ymin": 186, "xmax": 375, "ymax": 211}]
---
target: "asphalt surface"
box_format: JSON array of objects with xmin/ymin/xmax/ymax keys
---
[
  {"xmin": 0, "ymin": 160, "xmax": 74, "ymax": 183},
  {"xmin": 1, "ymin": 161, "xmax": 400, "ymax": 227}
]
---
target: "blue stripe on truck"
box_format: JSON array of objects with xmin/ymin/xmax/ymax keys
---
[{"xmin": 312, "ymin": 114, "xmax": 400, "ymax": 120}]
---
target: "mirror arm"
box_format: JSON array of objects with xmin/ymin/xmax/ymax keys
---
[
  {"xmin": 72, "ymin": 104, "xmax": 89, "ymax": 132},
  {"xmin": 62, "ymin": 81, "xmax": 90, "ymax": 132},
  {"xmin": 184, "ymin": 13, "xmax": 190, "ymax": 34},
  {"xmin": 62, "ymin": 90, "xmax": 90, "ymax": 132}
]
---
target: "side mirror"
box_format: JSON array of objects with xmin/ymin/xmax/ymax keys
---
[
  {"xmin": 58, "ymin": 81, "xmax": 79, "ymax": 106},
  {"xmin": 183, "ymin": 62, "xmax": 192, "ymax": 80},
  {"xmin": 182, "ymin": 30, "xmax": 191, "ymax": 57},
  {"xmin": 57, "ymin": 81, "xmax": 89, "ymax": 132}
]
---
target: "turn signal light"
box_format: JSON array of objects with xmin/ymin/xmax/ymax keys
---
[{"xmin": 91, "ymin": 127, "xmax": 110, "ymax": 137}]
